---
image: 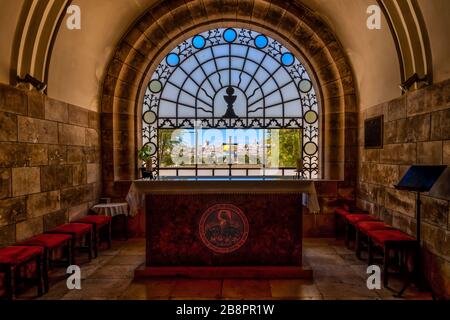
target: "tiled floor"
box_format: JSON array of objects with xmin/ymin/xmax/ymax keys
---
[{"xmin": 18, "ymin": 238, "xmax": 432, "ymax": 300}]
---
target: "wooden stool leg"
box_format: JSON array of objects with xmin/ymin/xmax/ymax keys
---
[
  {"xmin": 344, "ymin": 221, "xmax": 350, "ymax": 248},
  {"xmin": 335, "ymin": 214, "xmax": 339, "ymax": 238},
  {"xmin": 123, "ymin": 214, "xmax": 129, "ymax": 240},
  {"xmin": 93, "ymin": 225, "xmax": 98, "ymax": 259},
  {"xmin": 43, "ymin": 250, "xmax": 49, "ymax": 293},
  {"xmin": 66, "ymin": 240, "xmax": 72, "ymax": 267},
  {"xmin": 368, "ymin": 238, "xmax": 373, "ymax": 266},
  {"xmin": 355, "ymin": 229, "xmax": 361, "ymax": 259},
  {"xmin": 86, "ymin": 232, "xmax": 92, "ymax": 261},
  {"xmin": 383, "ymin": 246, "xmax": 390, "ymax": 287},
  {"xmin": 107, "ymin": 221, "xmax": 112, "ymax": 249},
  {"xmin": 36, "ymin": 255, "xmax": 43, "ymax": 297},
  {"xmin": 70, "ymin": 238, "xmax": 76, "ymax": 265},
  {"xmin": 4, "ymin": 265, "xmax": 13, "ymax": 300}
]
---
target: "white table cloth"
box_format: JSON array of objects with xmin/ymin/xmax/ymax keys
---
[{"xmin": 91, "ymin": 202, "xmax": 133, "ymax": 217}]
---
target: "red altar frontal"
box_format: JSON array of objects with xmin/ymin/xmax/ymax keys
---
[{"xmin": 130, "ymin": 178, "xmax": 319, "ymax": 279}]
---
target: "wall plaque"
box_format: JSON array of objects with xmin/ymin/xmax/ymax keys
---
[{"xmin": 364, "ymin": 115, "xmax": 384, "ymax": 149}]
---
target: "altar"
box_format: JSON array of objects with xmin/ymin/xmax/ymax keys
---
[{"xmin": 129, "ymin": 177, "xmax": 319, "ymax": 279}]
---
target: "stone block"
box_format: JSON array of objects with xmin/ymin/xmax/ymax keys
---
[
  {"xmin": 365, "ymin": 103, "xmax": 387, "ymax": 119},
  {"xmin": 0, "ymin": 197, "xmax": 27, "ymax": 227},
  {"xmin": 73, "ymin": 164, "xmax": 87, "ymax": 186},
  {"xmin": 88, "ymin": 111, "xmax": 99, "ymax": 129},
  {"xmin": 431, "ymin": 108, "xmax": 450, "ymax": 140},
  {"xmin": 364, "ymin": 149, "xmax": 380, "ymax": 163},
  {"xmin": 58, "ymin": 123, "xmax": 86, "ymax": 146},
  {"xmin": 67, "ymin": 146, "xmax": 86, "ymax": 163},
  {"xmin": 86, "ymin": 163, "xmax": 99, "ymax": 184},
  {"xmin": 422, "ymin": 250, "xmax": 450, "ymax": 299},
  {"xmin": 48, "ymin": 145, "xmax": 67, "ymax": 165},
  {"xmin": 0, "ymin": 84, "xmax": 27, "ymax": 115},
  {"xmin": 387, "ymin": 96, "xmax": 406, "ymax": 121},
  {"xmin": 41, "ymin": 165, "xmax": 73, "ymax": 192},
  {"xmin": 323, "ymin": 80, "xmax": 343, "ymax": 99},
  {"xmin": 85, "ymin": 147, "xmax": 99, "ymax": 163},
  {"xmin": 68, "ymin": 104, "xmax": 89, "ymax": 127},
  {"xmin": 405, "ymin": 114, "xmax": 431, "ymax": 142},
  {"xmin": 391, "ymin": 211, "xmax": 415, "ymax": 236},
  {"xmin": 43, "ymin": 209, "xmax": 67, "ymax": 231},
  {"xmin": 422, "ymin": 224, "xmax": 450, "ymax": 257},
  {"xmin": 18, "ymin": 116, "xmax": 58, "ymax": 144},
  {"xmin": 421, "ymin": 196, "xmax": 448, "ymax": 227},
  {"xmin": 444, "ymin": 141, "xmax": 450, "ymax": 165},
  {"xmin": 429, "ymin": 79, "xmax": 450, "ymax": 111},
  {"xmin": 0, "ymin": 111, "xmax": 17, "ymax": 141},
  {"xmin": 0, "ymin": 224, "xmax": 15, "ymax": 247},
  {"xmin": 417, "ymin": 141, "xmax": 443, "ymax": 164},
  {"xmin": 0, "ymin": 168, "xmax": 10, "ymax": 199},
  {"xmin": 16, "ymin": 216, "xmax": 43, "ymax": 242},
  {"xmin": 0, "ymin": 143, "xmax": 48, "ymax": 167},
  {"xmin": 27, "ymin": 191, "xmax": 60, "ymax": 218},
  {"xmin": 12, "ymin": 167, "xmax": 40, "ymax": 196},
  {"xmin": 27, "ymin": 91, "xmax": 45, "ymax": 119},
  {"xmin": 380, "ymin": 143, "xmax": 416, "ymax": 164},
  {"xmin": 428, "ymin": 167, "xmax": 450, "ymax": 200},
  {"xmin": 86, "ymin": 128, "xmax": 99, "ymax": 147},
  {"xmin": 303, "ymin": 213, "xmax": 335, "ymax": 237},
  {"xmin": 68, "ymin": 203, "xmax": 89, "ymax": 221},
  {"xmin": 60, "ymin": 185, "xmax": 93, "ymax": 208},
  {"xmin": 45, "ymin": 97, "xmax": 68, "ymax": 122},
  {"xmin": 384, "ymin": 188, "xmax": 416, "ymax": 218},
  {"xmin": 384, "ymin": 120, "xmax": 397, "ymax": 145},
  {"xmin": 373, "ymin": 164, "xmax": 399, "ymax": 187},
  {"xmin": 406, "ymin": 87, "xmax": 428, "ymax": 116}
]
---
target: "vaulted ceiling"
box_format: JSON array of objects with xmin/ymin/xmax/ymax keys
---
[{"xmin": 1, "ymin": 0, "xmax": 449, "ymax": 112}]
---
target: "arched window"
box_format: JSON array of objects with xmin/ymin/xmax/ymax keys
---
[{"xmin": 143, "ymin": 28, "xmax": 320, "ymax": 178}]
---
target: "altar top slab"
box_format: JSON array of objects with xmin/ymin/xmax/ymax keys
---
[{"xmin": 132, "ymin": 177, "xmax": 318, "ymax": 194}]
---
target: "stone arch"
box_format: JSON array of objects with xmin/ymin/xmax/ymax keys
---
[{"xmin": 100, "ymin": 0, "xmax": 358, "ymax": 196}]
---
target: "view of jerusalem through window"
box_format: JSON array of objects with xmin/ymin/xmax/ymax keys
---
[{"xmin": 158, "ymin": 128, "xmax": 302, "ymax": 172}]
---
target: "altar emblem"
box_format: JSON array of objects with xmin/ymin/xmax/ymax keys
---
[{"xmin": 199, "ymin": 204, "xmax": 249, "ymax": 254}]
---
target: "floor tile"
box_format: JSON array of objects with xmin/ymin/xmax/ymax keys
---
[
  {"xmin": 222, "ymin": 279, "xmax": 271, "ymax": 299},
  {"xmin": 171, "ymin": 279, "xmax": 222, "ymax": 299},
  {"xmin": 119, "ymin": 279, "xmax": 176, "ymax": 300},
  {"xmin": 270, "ymin": 279, "xmax": 322, "ymax": 299}
]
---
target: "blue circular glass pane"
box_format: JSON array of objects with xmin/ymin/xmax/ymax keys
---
[
  {"xmin": 281, "ymin": 52, "xmax": 295, "ymax": 66},
  {"xmin": 254, "ymin": 34, "xmax": 268, "ymax": 49},
  {"xmin": 192, "ymin": 35, "xmax": 206, "ymax": 49},
  {"xmin": 223, "ymin": 28, "xmax": 237, "ymax": 43},
  {"xmin": 166, "ymin": 53, "xmax": 180, "ymax": 66}
]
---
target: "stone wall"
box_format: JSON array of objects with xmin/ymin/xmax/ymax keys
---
[
  {"xmin": 0, "ymin": 84, "xmax": 101, "ymax": 246},
  {"xmin": 357, "ymin": 79, "xmax": 450, "ymax": 298}
]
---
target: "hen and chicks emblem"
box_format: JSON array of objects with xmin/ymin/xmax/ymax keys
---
[{"xmin": 199, "ymin": 204, "xmax": 249, "ymax": 253}]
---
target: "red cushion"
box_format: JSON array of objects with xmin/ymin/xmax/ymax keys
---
[
  {"xmin": 74, "ymin": 215, "xmax": 112, "ymax": 227},
  {"xmin": 356, "ymin": 221, "xmax": 394, "ymax": 234},
  {"xmin": 367, "ymin": 229, "xmax": 416, "ymax": 246},
  {"xmin": 0, "ymin": 246, "xmax": 43, "ymax": 265},
  {"xmin": 46, "ymin": 223, "xmax": 92, "ymax": 237},
  {"xmin": 19, "ymin": 234, "xmax": 72, "ymax": 249},
  {"xmin": 345, "ymin": 214, "xmax": 377, "ymax": 224},
  {"xmin": 335, "ymin": 208, "xmax": 350, "ymax": 217}
]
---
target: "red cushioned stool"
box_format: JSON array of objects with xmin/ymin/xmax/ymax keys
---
[
  {"xmin": 334, "ymin": 206, "xmax": 369, "ymax": 239},
  {"xmin": 354, "ymin": 221, "xmax": 394, "ymax": 260},
  {"xmin": 367, "ymin": 229, "xmax": 417, "ymax": 288},
  {"xmin": 18, "ymin": 234, "xmax": 72, "ymax": 293},
  {"xmin": 0, "ymin": 246, "xmax": 44, "ymax": 300},
  {"xmin": 343, "ymin": 214, "xmax": 377, "ymax": 248},
  {"xmin": 45, "ymin": 223, "xmax": 93, "ymax": 264},
  {"xmin": 73, "ymin": 215, "xmax": 112, "ymax": 258}
]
